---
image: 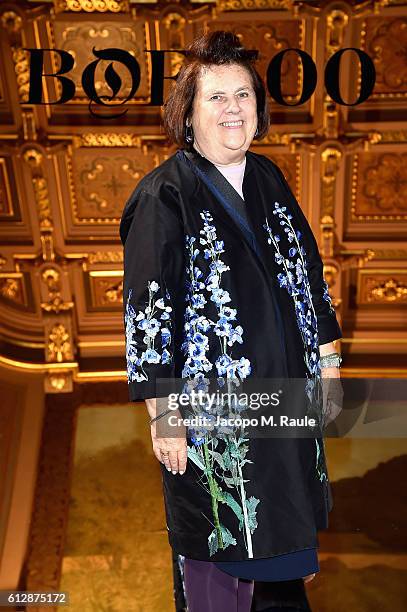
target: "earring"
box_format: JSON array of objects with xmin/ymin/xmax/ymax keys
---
[
  {"xmin": 254, "ymin": 127, "xmax": 259, "ymax": 138},
  {"xmin": 185, "ymin": 123, "xmax": 194, "ymax": 144}
]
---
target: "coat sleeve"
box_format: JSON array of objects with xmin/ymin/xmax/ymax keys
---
[
  {"xmin": 120, "ymin": 187, "xmax": 185, "ymax": 401},
  {"xmin": 270, "ymin": 161, "xmax": 343, "ymax": 346}
]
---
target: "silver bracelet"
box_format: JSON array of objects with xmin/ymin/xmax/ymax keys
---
[
  {"xmin": 320, "ymin": 352, "xmax": 342, "ymax": 368},
  {"xmin": 149, "ymin": 407, "xmax": 174, "ymax": 425}
]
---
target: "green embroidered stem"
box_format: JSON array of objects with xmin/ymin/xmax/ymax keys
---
[
  {"xmin": 203, "ymin": 441, "xmax": 224, "ymax": 550},
  {"xmin": 236, "ymin": 447, "xmax": 253, "ymax": 557}
]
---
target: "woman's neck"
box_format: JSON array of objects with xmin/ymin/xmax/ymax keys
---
[{"xmin": 192, "ymin": 143, "xmax": 245, "ymax": 167}]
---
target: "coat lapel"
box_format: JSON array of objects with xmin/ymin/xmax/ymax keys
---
[{"xmin": 176, "ymin": 149, "xmax": 262, "ymax": 259}]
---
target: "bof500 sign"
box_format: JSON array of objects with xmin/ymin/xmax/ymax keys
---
[{"xmin": 26, "ymin": 47, "xmax": 376, "ymax": 118}]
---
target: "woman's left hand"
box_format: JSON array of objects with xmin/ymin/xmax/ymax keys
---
[{"xmin": 320, "ymin": 366, "xmax": 343, "ymax": 427}]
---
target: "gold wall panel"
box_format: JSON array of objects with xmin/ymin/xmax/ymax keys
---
[
  {"xmin": 55, "ymin": 143, "xmax": 160, "ymax": 239},
  {"xmin": 351, "ymin": 152, "xmax": 407, "ymax": 220},
  {"xmin": 86, "ymin": 270, "xmax": 123, "ymax": 311},
  {"xmin": 0, "ymin": 272, "xmax": 30, "ymax": 309},
  {"xmin": 363, "ymin": 17, "xmax": 407, "ymax": 99},
  {"xmin": 357, "ymin": 269, "xmax": 407, "ymax": 305}
]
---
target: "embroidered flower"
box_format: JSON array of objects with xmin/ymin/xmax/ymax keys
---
[
  {"xmin": 124, "ymin": 281, "xmax": 173, "ymax": 383},
  {"xmin": 181, "ymin": 212, "xmax": 251, "ymax": 384},
  {"xmin": 182, "ymin": 210, "xmax": 258, "ymax": 559},
  {"xmin": 263, "ymin": 201, "xmax": 330, "ymax": 482},
  {"xmin": 264, "ymin": 204, "xmax": 320, "ymax": 379},
  {"xmin": 322, "ymin": 278, "xmax": 336, "ymax": 315}
]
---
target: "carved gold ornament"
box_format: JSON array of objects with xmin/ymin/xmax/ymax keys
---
[
  {"xmin": 47, "ymin": 324, "xmax": 73, "ymax": 363},
  {"xmin": 41, "ymin": 268, "xmax": 74, "ymax": 313},
  {"xmin": 368, "ymin": 278, "xmax": 407, "ymax": 303},
  {"xmin": 218, "ymin": 0, "xmax": 290, "ymax": 10},
  {"xmin": 53, "ymin": 0, "xmax": 129, "ymax": 13}
]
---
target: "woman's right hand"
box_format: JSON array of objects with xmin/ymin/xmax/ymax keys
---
[{"xmin": 146, "ymin": 398, "xmax": 188, "ymax": 475}]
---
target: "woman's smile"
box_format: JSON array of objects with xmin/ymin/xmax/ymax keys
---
[{"xmin": 219, "ymin": 120, "xmax": 244, "ymax": 128}]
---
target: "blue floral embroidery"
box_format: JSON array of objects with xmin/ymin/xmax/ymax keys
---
[
  {"xmin": 181, "ymin": 210, "xmax": 258, "ymax": 558},
  {"xmin": 263, "ymin": 202, "xmax": 331, "ymax": 482},
  {"xmin": 125, "ymin": 280, "xmax": 173, "ymax": 383},
  {"xmin": 182, "ymin": 210, "xmax": 251, "ymax": 384},
  {"xmin": 322, "ymin": 278, "xmax": 336, "ymax": 315},
  {"xmin": 263, "ymin": 203, "xmax": 320, "ymax": 379}
]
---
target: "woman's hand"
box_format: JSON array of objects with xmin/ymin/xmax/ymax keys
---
[
  {"xmin": 146, "ymin": 398, "xmax": 188, "ymax": 475},
  {"xmin": 319, "ymin": 341, "xmax": 343, "ymax": 427}
]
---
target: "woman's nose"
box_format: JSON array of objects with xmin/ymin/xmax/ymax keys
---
[{"xmin": 225, "ymin": 95, "xmax": 242, "ymax": 113}]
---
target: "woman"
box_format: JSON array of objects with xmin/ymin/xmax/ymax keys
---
[{"xmin": 120, "ymin": 31, "xmax": 343, "ymax": 612}]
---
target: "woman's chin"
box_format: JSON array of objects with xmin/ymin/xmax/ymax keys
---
[{"xmin": 221, "ymin": 136, "xmax": 249, "ymax": 151}]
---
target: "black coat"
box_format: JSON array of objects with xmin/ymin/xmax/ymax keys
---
[{"xmin": 120, "ymin": 148, "xmax": 342, "ymax": 562}]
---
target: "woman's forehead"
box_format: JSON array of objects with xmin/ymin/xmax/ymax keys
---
[{"xmin": 197, "ymin": 64, "xmax": 252, "ymax": 89}]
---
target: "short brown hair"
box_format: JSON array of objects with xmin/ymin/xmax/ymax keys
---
[{"xmin": 162, "ymin": 30, "xmax": 270, "ymax": 150}]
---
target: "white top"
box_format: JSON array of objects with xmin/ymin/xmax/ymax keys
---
[{"xmin": 214, "ymin": 156, "xmax": 246, "ymax": 200}]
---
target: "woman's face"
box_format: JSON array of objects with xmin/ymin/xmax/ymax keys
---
[{"xmin": 189, "ymin": 63, "xmax": 258, "ymax": 165}]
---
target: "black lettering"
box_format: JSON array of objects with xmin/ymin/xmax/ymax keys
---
[
  {"xmin": 81, "ymin": 47, "xmax": 141, "ymax": 118},
  {"xmin": 267, "ymin": 48, "xmax": 317, "ymax": 106},
  {"xmin": 25, "ymin": 48, "xmax": 75, "ymax": 104},
  {"xmin": 325, "ymin": 48, "xmax": 376, "ymax": 106}
]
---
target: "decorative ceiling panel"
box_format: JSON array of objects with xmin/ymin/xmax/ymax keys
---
[
  {"xmin": 49, "ymin": 17, "xmax": 150, "ymax": 102},
  {"xmin": 54, "ymin": 140, "xmax": 161, "ymax": 239}
]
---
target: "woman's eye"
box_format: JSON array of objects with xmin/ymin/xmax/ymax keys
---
[
  {"xmin": 210, "ymin": 95, "xmax": 223, "ymax": 101},
  {"xmin": 237, "ymin": 91, "xmax": 249, "ymax": 98}
]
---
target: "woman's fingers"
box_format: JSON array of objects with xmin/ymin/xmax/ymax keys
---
[
  {"xmin": 177, "ymin": 446, "xmax": 188, "ymax": 474},
  {"xmin": 152, "ymin": 437, "xmax": 188, "ymax": 474}
]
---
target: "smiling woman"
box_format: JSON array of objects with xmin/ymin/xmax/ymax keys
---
[
  {"xmin": 187, "ymin": 64, "xmax": 258, "ymax": 165},
  {"xmin": 121, "ymin": 30, "xmax": 343, "ymax": 612}
]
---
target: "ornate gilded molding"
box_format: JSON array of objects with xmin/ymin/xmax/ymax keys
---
[
  {"xmin": 87, "ymin": 271, "xmax": 123, "ymax": 309},
  {"xmin": 53, "ymin": 0, "xmax": 129, "ymax": 13},
  {"xmin": 365, "ymin": 17, "xmax": 407, "ymax": 99},
  {"xmin": 0, "ymin": 11, "xmax": 30, "ymax": 104},
  {"xmin": 41, "ymin": 268, "xmax": 74, "ymax": 314},
  {"xmin": 0, "ymin": 273, "xmax": 26, "ymax": 307},
  {"xmin": 46, "ymin": 323, "xmax": 73, "ymax": 363},
  {"xmin": 218, "ymin": 0, "xmax": 290, "ymax": 10},
  {"xmin": 23, "ymin": 149, "xmax": 55, "ymax": 240},
  {"xmin": 326, "ymin": 9, "xmax": 349, "ymax": 57},
  {"xmin": 12, "ymin": 47, "xmax": 30, "ymax": 104},
  {"xmin": 369, "ymin": 249, "xmax": 407, "ymax": 259},
  {"xmin": 368, "ymin": 278, "xmax": 407, "ymax": 302},
  {"xmin": 371, "ymin": 131, "xmax": 407, "ymax": 143},
  {"xmin": 75, "ymin": 134, "xmax": 143, "ymax": 148},
  {"xmin": 322, "ymin": 10, "xmax": 349, "ymax": 139},
  {"xmin": 320, "ymin": 147, "xmax": 342, "ymax": 258},
  {"xmin": 0, "ymin": 10, "xmax": 22, "ymax": 34},
  {"xmin": 357, "ymin": 270, "xmax": 407, "ymax": 304},
  {"xmin": 87, "ymin": 251, "xmax": 124, "ymax": 264}
]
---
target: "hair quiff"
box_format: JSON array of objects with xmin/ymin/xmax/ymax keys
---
[{"xmin": 162, "ymin": 30, "xmax": 270, "ymax": 150}]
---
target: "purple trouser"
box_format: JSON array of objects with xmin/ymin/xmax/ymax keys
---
[
  {"xmin": 183, "ymin": 558, "xmax": 312, "ymax": 612},
  {"xmin": 183, "ymin": 557, "xmax": 254, "ymax": 612}
]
